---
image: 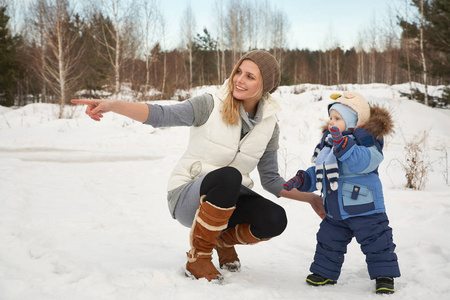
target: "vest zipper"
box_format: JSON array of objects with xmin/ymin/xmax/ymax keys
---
[{"xmin": 227, "ymin": 129, "xmax": 252, "ymax": 166}]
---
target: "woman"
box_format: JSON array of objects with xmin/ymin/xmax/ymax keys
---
[{"xmin": 72, "ymin": 50, "xmax": 325, "ymax": 283}]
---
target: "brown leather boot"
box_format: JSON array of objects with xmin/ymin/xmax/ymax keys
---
[
  {"xmin": 185, "ymin": 196, "xmax": 235, "ymax": 283},
  {"xmin": 216, "ymin": 223, "xmax": 265, "ymax": 272}
]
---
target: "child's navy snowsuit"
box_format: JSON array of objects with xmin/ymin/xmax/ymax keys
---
[
  {"xmin": 312, "ymin": 213, "xmax": 399, "ymax": 280},
  {"xmin": 298, "ymin": 122, "xmax": 401, "ymax": 280}
]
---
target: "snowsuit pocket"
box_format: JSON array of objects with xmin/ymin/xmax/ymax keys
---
[{"xmin": 342, "ymin": 181, "xmax": 375, "ymax": 215}]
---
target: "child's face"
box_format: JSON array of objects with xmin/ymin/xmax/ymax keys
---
[{"xmin": 329, "ymin": 109, "xmax": 347, "ymax": 132}]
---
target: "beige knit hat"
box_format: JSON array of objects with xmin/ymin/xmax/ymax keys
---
[
  {"xmin": 329, "ymin": 91, "xmax": 371, "ymax": 127},
  {"xmin": 235, "ymin": 50, "xmax": 281, "ymax": 94}
]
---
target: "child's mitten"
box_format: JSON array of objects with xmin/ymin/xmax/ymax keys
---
[
  {"xmin": 330, "ymin": 126, "xmax": 344, "ymax": 146},
  {"xmin": 283, "ymin": 171, "xmax": 306, "ymax": 191}
]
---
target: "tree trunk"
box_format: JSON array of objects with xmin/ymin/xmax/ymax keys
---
[
  {"xmin": 161, "ymin": 50, "xmax": 166, "ymax": 100},
  {"xmin": 336, "ymin": 49, "xmax": 340, "ymax": 86},
  {"xmin": 189, "ymin": 47, "xmax": 192, "ymax": 89},
  {"xmin": 420, "ymin": 0, "xmax": 429, "ymax": 106},
  {"xmin": 57, "ymin": 19, "xmax": 66, "ymax": 118},
  {"xmin": 114, "ymin": 11, "xmax": 121, "ymax": 95}
]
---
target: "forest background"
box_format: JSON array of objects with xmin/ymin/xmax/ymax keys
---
[{"xmin": 0, "ymin": 0, "xmax": 449, "ymax": 113}]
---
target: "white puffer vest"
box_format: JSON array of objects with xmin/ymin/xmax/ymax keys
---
[{"xmin": 167, "ymin": 84, "xmax": 281, "ymax": 191}]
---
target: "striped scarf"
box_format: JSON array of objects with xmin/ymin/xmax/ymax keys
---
[{"xmin": 311, "ymin": 134, "xmax": 339, "ymax": 191}]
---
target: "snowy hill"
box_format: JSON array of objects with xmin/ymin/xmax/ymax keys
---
[{"xmin": 0, "ymin": 83, "xmax": 449, "ymax": 300}]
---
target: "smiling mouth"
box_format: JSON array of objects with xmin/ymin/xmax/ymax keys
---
[{"xmin": 235, "ymin": 85, "xmax": 247, "ymax": 91}]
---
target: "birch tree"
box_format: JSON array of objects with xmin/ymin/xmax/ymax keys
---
[
  {"xmin": 263, "ymin": 0, "xmax": 270, "ymax": 50},
  {"xmin": 180, "ymin": 4, "xmax": 196, "ymax": 89},
  {"xmin": 367, "ymin": 16, "xmax": 379, "ymax": 83},
  {"xmin": 140, "ymin": 0, "xmax": 161, "ymax": 98},
  {"xmin": 356, "ymin": 31, "xmax": 366, "ymax": 84},
  {"xmin": 160, "ymin": 15, "xmax": 167, "ymax": 99},
  {"xmin": 40, "ymin": 0, "xmax": 84, "ymax": 118},
  {"xmin": 402, "ymin": 0, "xmax": 414, "ymax": 100},
  {"xmin": 226, "ymin": 0, "xmax": 244, "ymax": 64},
  {"xmin": 419, "ymin": 0, "xmax": 429, "ymax": 105},
  {"xmin": 381, "ymin": 5, "xmax": 399, "ymax": 85},
  {"xmin": 28, "ymin": 0, "xmax": 49, "ymax": 103},
  {"xmin": 243, "ymin": 0, "xmax": 261, "ymax": 50},
  {"xmin": 88, "ymin": 0, "xmax": 135, "ymax": 95},
  {"xmin": 214, "ymin": 0, "xmax": 227, "ymax": 83},
  {"xmin": 322, "ymin": 24, "xmax": 339, "ymax": 85},
  {"xmin": 271, "ymin": 9, "xmax": 289, "ymax": 64}
]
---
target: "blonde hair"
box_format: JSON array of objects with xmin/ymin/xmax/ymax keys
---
[{"xmin": 221, "ymin": 61, "xmax": 263, "ymax": 125}]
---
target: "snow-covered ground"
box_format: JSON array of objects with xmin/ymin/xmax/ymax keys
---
[{"xmin": 1, "ymin": 83, "xmax": 449, "ymax": 300}]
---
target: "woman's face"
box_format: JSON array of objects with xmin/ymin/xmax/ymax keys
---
[{"xmin": 232, "ymin": 60, "xmax": 263, "ymax": 102}]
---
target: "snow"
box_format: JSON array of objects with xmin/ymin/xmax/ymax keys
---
[{"xmin": 1, "ymin": 83, "xmax": 450, "ymax": 300}]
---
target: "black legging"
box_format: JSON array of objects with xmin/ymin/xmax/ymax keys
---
[{"xmin": 200, "ymin": 166, "xmax": 287, "ymax": 239}]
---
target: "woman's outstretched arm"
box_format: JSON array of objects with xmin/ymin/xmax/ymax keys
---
[{"xmin": 71, "ymin": 99, "xmax": 149, "ymax": 123}]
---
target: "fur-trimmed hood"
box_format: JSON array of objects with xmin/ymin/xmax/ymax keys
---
[
  {"xmin": 363, "ymin": 106, "xmax": 394, "ymax": 139},
  {"xmin": 323, "ymin": 105, "xmax": 394, "ymax": 139}
]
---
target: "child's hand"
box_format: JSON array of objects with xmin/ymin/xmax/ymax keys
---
[
  {"xmin": 330, "ymin": 126, "xmax": 343, "ymax": 146},
  {"xmin": 283, "ymin": 171, "xmax": 306, "ymax": 191}
]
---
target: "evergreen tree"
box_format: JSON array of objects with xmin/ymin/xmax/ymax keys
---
[
  {"xmin": 399, "ymin": 0, "xmax": 450, "ymax": 85},
  {"xmin": 0, "ymin": 6, "xmax": 19, "ymax": 106},
  {"xmin": 420, "ymin": 0, "xmax": 450, "ymax": 80},
  {"xmin": 193, "ymin": 28, "xmax": 218, "ymax": 86},
  {"xmin": 80, "ymin": 13, "xmax": 114, "ymax": 94}
]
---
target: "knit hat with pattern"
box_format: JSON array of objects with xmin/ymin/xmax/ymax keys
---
[
  {"xmin": 328, "ymin": 91, "xmax": 371, "ymax": 127},
  {"xmin": 236, "ymin": 50, "xmax": 281, "ymax": 94}
]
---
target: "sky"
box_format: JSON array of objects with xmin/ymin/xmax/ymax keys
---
[
  {"xmin": 159, "ymin": 0, "xmax": 397, "ymax": 51},
  {"xmin": 6, "ymin": 0, "xmax": 401, "ymax": 51}
]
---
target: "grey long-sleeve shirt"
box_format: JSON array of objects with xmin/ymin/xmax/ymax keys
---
[{"xmin": 144, "ymin": 93, "xmax": 285, "ymax": 198}]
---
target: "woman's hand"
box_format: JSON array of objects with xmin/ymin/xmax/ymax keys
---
[
  {"xmin": 71, "ymin": 99, "xmax": 149, "ymax": 123},
  {"xmin": 279, "ymin": 188, "xmax": 326, "ymax": 219},
  {"xmin": 71, "ymin": 99, "xmax": 116, "ymax": 121},
  {"xmin": 307, "ymin": 192, "xmax": 326, "ymax": 219}
]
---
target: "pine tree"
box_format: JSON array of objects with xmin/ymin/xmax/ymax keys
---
[
  {"xmin": 80, "ymin": 13, "xmax": 114, "ymax": 94},
  {"xmin": 399, "ymin": 0, "xmax": 450, "ymax": 90},
  {"xmin": 421, "ymin": 0, "xmax": 450, "ymax": 80},
  {"xmin": 0, "ymin": 6, "xmax": 19, "ymax": 107},
  {"xmin": 193, "ymin": 28, "xmax": 218, "ymax": 86}
]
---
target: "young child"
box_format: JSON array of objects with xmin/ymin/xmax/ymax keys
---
[{"xmin": 284, "ymin": 91, "xmax": 400, "ymax": 294}]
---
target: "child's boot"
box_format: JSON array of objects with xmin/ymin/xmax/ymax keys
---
[
  {"xmin": 306, "ymin": 273, "xmax": 337, "ymax": 286},
  {"xmin": 375, "ymin": 277, "xmax": 395, "ymax": 294}
]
